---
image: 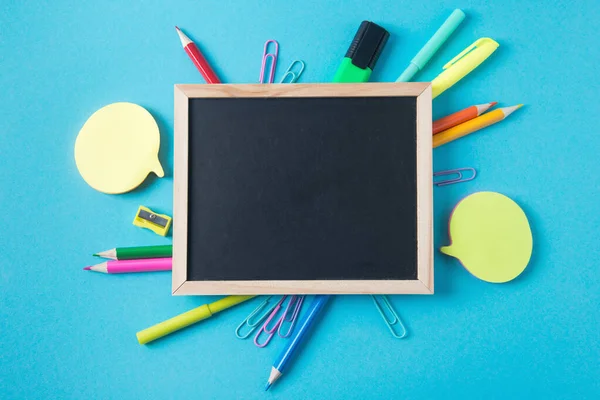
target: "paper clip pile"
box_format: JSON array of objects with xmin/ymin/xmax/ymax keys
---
[{"xmin": 235, "ymin": 295, "xmax": 305, "ymax": 347}]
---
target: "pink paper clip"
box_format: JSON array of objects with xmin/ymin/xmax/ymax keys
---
[
  {"xmin": 278, "ymin": 295, "xmax": 304, "ymax": 338},
  {"xmin": 254, "ymin": 295, "xmax": 287, "ymax": 347},
  {"xmin": 434, "ymin": 167, "xmax": 477, "ymax": 186},
  {"xmin": 259, "ymin": 39, "xmax": 279, "ymax": 83}
]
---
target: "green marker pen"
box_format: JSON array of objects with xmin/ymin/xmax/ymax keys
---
[{"xmin": 333, "ymin": 21, "xmax": 390, "ymax": 83}]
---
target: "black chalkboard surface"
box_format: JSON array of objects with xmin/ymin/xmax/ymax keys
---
[{"xmin": 173, "ymin": 84, "xmax": 433, "ymax": 295}]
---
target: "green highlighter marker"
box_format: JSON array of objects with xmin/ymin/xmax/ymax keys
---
[{"xmin": 333, "ymin": 21, "xmax": 390, "ymax": 83}]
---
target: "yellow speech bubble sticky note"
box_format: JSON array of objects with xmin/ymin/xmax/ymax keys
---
[
  {"xmin": 440, "ymin": 192, "xmax": 533, "ymax": 283},
  {"xmin": 74, "ymin": 102, "xmax": 164, "ymax": 194}
]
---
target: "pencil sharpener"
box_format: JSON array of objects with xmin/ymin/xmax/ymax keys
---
[{"xmin": 133, "ymin": 206, "xmax": 172, "ymax": 236}]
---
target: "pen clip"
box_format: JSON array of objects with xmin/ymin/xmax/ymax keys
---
[{"xmin": 443, "ymin": 38, "xmax": 495, "ymax": 70}]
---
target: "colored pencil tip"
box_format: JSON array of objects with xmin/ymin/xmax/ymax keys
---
[
  {"xmin": 83, "ymin": 266, "xmax": 91, "ymax": 270},
  {"xmin": 490, "ymin": 102, "xmax": 498, "ymax": 107},
  {"xmin": 175, "ymin": 26, "xmax": 180, "ymax": 31},
  {"xmin": 265, "ymin": 383, "xmax": 271, "ymax": 391},
  {"xmin": 517, "ymin": 104, "xmax": 524, "ymax": 109},
  {"xmin": 92, "ymin": 253, "xmax": 99, "ymax": 257}
]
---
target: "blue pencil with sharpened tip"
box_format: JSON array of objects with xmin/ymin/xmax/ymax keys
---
[{"xmin": 264, "ymin": 295, "xmax": 331, "ymax": 390}]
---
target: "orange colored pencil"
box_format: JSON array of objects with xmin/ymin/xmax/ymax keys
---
[
  {"xmin": 433, "ymin": 102, "xmax": 497, "ymax": 135},
  {"xmin": 433, "ymin": 104, "xmax": 523, "ymax": 148}
]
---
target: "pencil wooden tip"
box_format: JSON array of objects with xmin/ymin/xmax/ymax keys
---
[
  {"xmin": 83, "ymin": 266, "xmax": 91, "ymax": 270},
  {"xmin": 175, "ymin": 26, "xmax": 192, "ymax": 47},
  {"xmin": 501, "ymin": 104, "xmax": 524, "ymax": 118}
]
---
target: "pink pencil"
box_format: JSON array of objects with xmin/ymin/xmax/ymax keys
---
[{"xmin": 83, "ymin": 257, "xmax": 172, "ymax": 274}]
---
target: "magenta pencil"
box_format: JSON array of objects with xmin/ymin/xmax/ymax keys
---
[{"xmin": 83, "ymin": 257, "xmax": 172, "ymax": 274}]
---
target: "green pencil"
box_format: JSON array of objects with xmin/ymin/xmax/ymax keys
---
[{"xmin": 94, "ymin": 245, "xmax": 172, "ymax": 260}]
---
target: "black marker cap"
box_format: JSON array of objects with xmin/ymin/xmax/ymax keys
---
[{"xmin": 345, "ymin": 21, "xmax": 390, "ymax": 70}]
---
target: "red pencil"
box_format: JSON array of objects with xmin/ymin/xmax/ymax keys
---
[
  {"xmin": 433, "ymin": 102, "xmax": 497, "ymax": 135},
  {"xmin": 175, "ymin": 26, "xmax": 221, "ymax": 84}
]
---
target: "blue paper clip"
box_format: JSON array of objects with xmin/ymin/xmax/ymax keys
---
[
  {"xmin": 434, "ymin": 167, "xmax": 477, "ymax": 186},
  {"xmin": 235, "ymin": 296, "xmax": 277, "ymax": 339},
  {"xmin": 279, "ymin": 60, "xmax": 305, "ymax": 83},
  {"xmin": 371, "ymin": 295, "xmax": 408, "ymax": 339}
]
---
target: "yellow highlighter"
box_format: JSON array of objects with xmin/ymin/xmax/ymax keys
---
[
  {"xmin": 136, "ymin": 295, "xmax": 255, "ymax": 344},
  {"xmin": 431, "ymin": 38, "xmax": 499, "ymax": 99}
]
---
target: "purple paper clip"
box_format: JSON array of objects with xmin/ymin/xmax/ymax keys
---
[
  {"xmin": 434, "ymin": 167, "xmax": 477, "ymax": 187},
  {"xmin": 259, "ymin": 39, "xmax": 279, "ymax": 83},
  {"xmin": 254, "ymin": 295, "xmax": 287, "ymax": 347},
  {"xmin": 278, "ymin": 296, "xmax": 304, "ymax": 338}
]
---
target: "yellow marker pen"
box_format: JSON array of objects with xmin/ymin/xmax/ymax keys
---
[
  {"xmin": 136, "ymin": 295, "xmax": 255, "ymax": 344},
  {"xmin": 431, "ymin": 38, "xmax": 499, "ymax": 99}
]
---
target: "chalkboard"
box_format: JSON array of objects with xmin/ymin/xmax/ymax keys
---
[{"xmin": 173, "ymin": 83, "xmax": 433, "ymax": 295}]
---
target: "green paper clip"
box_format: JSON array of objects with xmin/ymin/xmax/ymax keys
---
[
  {"xmin": 279, "ymin": 60, "xmax": 305, "ymax": 83},
  {"xmin": 235, "ymin": 296, "xmax": 277, "ymax": 339},
  {"xmin": 371, "ymin": 295, "xmax": 408, "ymax": 339}
]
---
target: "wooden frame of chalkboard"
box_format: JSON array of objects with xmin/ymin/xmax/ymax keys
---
[{"xmin": 173, "ymin": 83, "xmax": 432, "ymax": 295}]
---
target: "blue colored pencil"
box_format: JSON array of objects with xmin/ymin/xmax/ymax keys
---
[{"xmin": 264, "ymin": 295, "xmax": 331, "ymax": 390}]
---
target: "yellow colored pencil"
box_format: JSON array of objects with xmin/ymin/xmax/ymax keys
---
[{"xmin": 433, "ymin": 104, "xmax": 523, "ymax": 148}]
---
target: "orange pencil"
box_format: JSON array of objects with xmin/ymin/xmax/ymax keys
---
[
  {"xmin": 433, "ymin": 102, "xmax": 497, "ymax": 135},
  {"xmin": 433, "ymin": 104, "xmax": 523, "ymax": 148}
]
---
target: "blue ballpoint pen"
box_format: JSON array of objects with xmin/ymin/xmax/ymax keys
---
[{"xmin": 264, "ymin": 295, "xmax": 331, "ymax": 390}]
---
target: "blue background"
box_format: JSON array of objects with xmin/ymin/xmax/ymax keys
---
[{"xmin": 1, "ymin": 0, "xmax": 599, "ymax": 398}]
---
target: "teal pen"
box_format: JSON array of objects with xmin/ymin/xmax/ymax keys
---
[
  {"xmin": 396, "ymin": 9, "xmax": 465, "ymax": 82},
  {"xmin": 265, "ymin": 295, "xmax": 331, "ymax": 390}
]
